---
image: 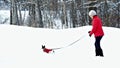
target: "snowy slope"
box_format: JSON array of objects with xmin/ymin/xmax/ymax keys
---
[{"xmin": 0, "ymin": 24, "xmax": 120, "ymax": 68}]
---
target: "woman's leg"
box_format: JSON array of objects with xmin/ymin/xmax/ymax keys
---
[{"xmin": 95, "ymin": 36, "xmax": 104, "ymax": 56}]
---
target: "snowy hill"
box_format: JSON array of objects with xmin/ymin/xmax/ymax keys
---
[{"xmin": 0, "ymin": 24, "xmax": 120, "ymax": 68}]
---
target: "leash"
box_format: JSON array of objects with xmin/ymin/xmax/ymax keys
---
[{"xmin": 52, "ymin": 34, "xmax": 87, "ymax": 50}]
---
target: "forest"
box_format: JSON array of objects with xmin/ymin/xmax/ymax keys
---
[{"xmin": 0, "ymin": 0, "xmax": 120, "ymax": 29}]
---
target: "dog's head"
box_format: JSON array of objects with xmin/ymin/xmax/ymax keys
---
[{"xmin": 42, "ymin": 45, "xmax": 45, "ymax": 49}]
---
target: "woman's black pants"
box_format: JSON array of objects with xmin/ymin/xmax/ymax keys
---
[{"xmin": 95, "ymin": 36, "xmax": 104, "ymax": 57}]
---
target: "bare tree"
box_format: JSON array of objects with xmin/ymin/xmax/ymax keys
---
[
  {"xmin": 10, "ymin": 0, "xmax": 19, "ymax": 25},
  {"xmin": 61, "ymin": 0, "xmax": 68, "ymax": 28},
  {"xmin": 117, "ymin": 0, "xmax": 120, "ymax": 28},
  {"xmin": 70, "ymin": 1, "xmax": 77, "ymax": 28},
  {"xmin": 36, "ymin": 0, "xmax": 43, "ymax": 27}
]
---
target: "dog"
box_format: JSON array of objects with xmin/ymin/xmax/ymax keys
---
[{"xmin": 42, "ymin": 45, "xmax": 54, "ymax": 53}]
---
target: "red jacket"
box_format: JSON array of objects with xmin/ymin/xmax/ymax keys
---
[
  {"xmin": 43, "ymin": 48, "xmax": 52, "ymax": 53},
  {"xmin": 90, "ymin": 15, "xmax": 104, "ymax": 37}
]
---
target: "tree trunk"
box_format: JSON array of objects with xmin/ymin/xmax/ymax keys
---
[
  {"xmin": 62, "ymin": 1, "xmax": 67, "ymax": 28},
  {"xmin": 18, "ymin": 4, "xmax": 23, "ymax": 25},
  {"xmin": 104, "ymin": 0, "xmax": 109, "ymax": 26},
  {"xmin": 117, "ymin": 0, "xmax": 120, "ymax": 28},
  {"xmin": 11, "ymin": 0, "xmax": 19, "ymax": 25},
  {"xmin": 28, "ymin": 4, "xmax": 36, "ymax": 27},
  {"xmin": 70, "ymin": 1, "xmax": 77, "ymax": 28},
  {"xmin": 36, "ymin": 0, "xmax": 43, "ymax": 28},
  {"xmin": 10, "ymin": 0, "xmax": 12, "ymax": 24}
]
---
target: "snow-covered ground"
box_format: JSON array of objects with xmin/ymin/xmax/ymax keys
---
[{"xmin": 0, "ymin": 24, "xmax": 120, "ymax": 68}]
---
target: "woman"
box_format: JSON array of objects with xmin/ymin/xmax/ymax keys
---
[{"xmin": 88, "ymin": 10, "xmax": 104, "ymax": 57}]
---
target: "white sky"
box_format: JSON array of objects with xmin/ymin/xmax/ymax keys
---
[{"xmin": 0, "ymin": 24, "xmax": 120, "ymax": 68}]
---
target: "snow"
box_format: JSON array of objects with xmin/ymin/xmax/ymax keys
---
[
  {"xmin": 0, "ymin": 10, "xmax": 10, "ymax": 24},
  {"xmin": 0, "ymin": 10, "xmax": 29, "ymax": 24},
  {"xmin": 0, "ymin": 24, "xmax": 120, "ymax": 68}
]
